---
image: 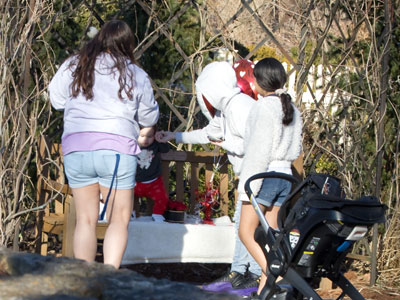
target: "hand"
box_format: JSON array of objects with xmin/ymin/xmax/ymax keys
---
[
  {"xmin": 155, "ymin": 131, "xmax": 175, "ymax": 143},
  {"xmin": 210, "ymin": 140, "xmax": 223, "ymax": 147}
]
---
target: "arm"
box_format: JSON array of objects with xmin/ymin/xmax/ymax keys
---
[
  {"xmin": 48, "ymin": 59, "xmax": 74, "ymax": 110},
  {"xmin": 208, "ymin": 138, "xmax": 244, "ymax": 157},
  {"xmin": 156, "ymin": 113, "xmax": 224, "ymax": 145},
  {"xmin": 155, "ymin": 129, "xmax": 209, "ymax": 144},
  {"xmin": 219, "ymin": 138, "xmax": 244, "ymax": 156},
  {"xmin": 137, "ymin": 73, "xmax": 159, "ymax": 127},
  {"xmin": 177, "ymin": 128, "xmax": 211, "ymax": 144},
  {"xmin": 177, "ymin": 112, "xmax": 224, "ymax": 144}
]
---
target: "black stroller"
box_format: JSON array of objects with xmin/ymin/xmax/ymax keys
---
[{"xmin": 244, "ymin": 172, "xmax": 386, "ymax": 300}]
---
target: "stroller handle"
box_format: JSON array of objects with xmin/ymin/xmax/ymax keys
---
[{"xmin": 244, "ymin": 172, "xmax": 300, "ymax": 199}]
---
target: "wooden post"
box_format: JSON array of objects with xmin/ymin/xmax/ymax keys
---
[{"xmin": 62, "ymin": 195, "xmax": 76, "ymax": 257}]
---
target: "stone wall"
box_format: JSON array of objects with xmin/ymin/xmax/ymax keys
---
[{"xmin": 0, "ymin": 248, "xmax": 239, "ymax": 300}]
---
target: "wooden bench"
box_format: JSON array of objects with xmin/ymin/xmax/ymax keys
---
[
  {"xmin": 35, "ymin": 135, "xmax": 72, "ymax": 255},
  {"xmin": 36, "ymin": 135, "xmax": 232, "ymax": 257}
]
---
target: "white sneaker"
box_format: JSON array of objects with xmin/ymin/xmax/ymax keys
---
[
  {"xmin": 99, "ymin": 202, "xmax": 107, "ymax": 222},
  {"xmin": 152, "ymin": 214, "xmax": 165, "ymax": 223}
]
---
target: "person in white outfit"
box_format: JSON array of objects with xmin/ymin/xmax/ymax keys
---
[
  {"xmin": 237, "ymin": 57, "xmax": 303, "ymax": 296},
  {"xmin": 156, "ymin": 61, "xmax": 262, "ymax": 296},
  {"xmin": 48, "ymin": 20, "xmax": 159, "ymax": 269}
]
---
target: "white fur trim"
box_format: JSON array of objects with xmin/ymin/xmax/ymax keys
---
[{"xmin": 275, "ymin": 88, "xmax": 287, "ymax": 96}]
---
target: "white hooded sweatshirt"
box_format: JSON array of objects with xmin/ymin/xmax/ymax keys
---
[{"xmin": 175, "ymin": 61, "xmax": 255, "ymax": 176}]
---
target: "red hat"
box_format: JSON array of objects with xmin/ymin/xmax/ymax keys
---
[{"xmin": 233, "ymin": 59, "xmax": 258, "ymax": 100}]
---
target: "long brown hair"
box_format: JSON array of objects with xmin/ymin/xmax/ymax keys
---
[{"xmin": 70, "ymin": 20, "xmax": 136, "ymax": 100}]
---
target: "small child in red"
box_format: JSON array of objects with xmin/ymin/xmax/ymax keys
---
[{"xmin": 135, "ymin": 126, "xmax": 170, "ymax": 222}]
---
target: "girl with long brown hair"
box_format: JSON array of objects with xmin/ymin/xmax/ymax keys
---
[{"xmin": 49, "ymin": 20, "xmax": 159, "ymax": 268}]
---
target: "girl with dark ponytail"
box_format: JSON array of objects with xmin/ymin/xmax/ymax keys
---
[
  {"xmin": 237, "ymin": 57, "xmax": 303, "ymax": 296},
  {"xmin": 252, "ymin": 57, "xmax": 294, "ymax": 125}
]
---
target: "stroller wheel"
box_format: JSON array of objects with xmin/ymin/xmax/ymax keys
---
[{"xmin": 257, "ymin": 286, "xmax": 297, "ymax": 300}]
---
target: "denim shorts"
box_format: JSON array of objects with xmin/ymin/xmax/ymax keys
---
[
  {"xmin": 256, "ymin": 176, "xmax": 292, "ymax": 207},
  {"xmin": 64, "ymin": 150, "xmax": 137, "ymax": 189}
]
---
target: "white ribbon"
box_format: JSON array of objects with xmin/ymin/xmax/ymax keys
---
[{"xmin": 275, "ymin": 88, "xmax": 287, "ymax": 96}]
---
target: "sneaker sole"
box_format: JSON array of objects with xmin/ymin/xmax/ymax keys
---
[{"xmin": 226, "ymin": 287, "xmax": 258, "ymax": 297}]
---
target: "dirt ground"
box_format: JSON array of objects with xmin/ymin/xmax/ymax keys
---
[
  {"xmin": 318, "ymin": 271, "xmax": 400, "ymax": 300},
  {"xmin": 124, "ymin": 264, "xmax": 400, "ymax": 300}
]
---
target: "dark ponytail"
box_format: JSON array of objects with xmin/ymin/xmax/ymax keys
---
[
  {"xmin": 253, "ymin": 58, "xmax": 294, "ymax": 125},
  {"xmin": 279, "ymin": 93, "xmax": 294, "ymax": 125}
]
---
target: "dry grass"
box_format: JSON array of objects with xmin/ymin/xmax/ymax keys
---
[{"xmin": 378, "ymin": 209, "xmax": 400, "ymax": 287}]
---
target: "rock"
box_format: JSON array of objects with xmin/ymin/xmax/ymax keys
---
[{"xmin": 0, "ymin": 247, "xmax": 239, "ymax": 300}]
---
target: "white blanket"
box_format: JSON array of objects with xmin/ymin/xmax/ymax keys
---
[{"xmin": 121, "ymin": 216, "xmax": 235, "ymax": 265}]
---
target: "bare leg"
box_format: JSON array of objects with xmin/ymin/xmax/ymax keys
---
[
  {"xmin": 265, "ymin": 206, "xmax": 280, "ymax": 229},
  {"xmin": 239, "ymin": 202, "xmax": 281, "ymax": 294},
  {"xmin": 72, "ymin": 184, "xmax": 100, "ymax": 262},
  {"xmin": 100, "ymin": 185, "xmax": 133, "ymax": 269}
]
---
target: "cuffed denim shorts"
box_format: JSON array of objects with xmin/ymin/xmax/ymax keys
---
[
  {"xmin": 256, "ymin": 175, "xmax": 292, "ymax": 207},
  {"xmin": 64, "ymin": 150, "xmax": 137, "ymax": 189}
]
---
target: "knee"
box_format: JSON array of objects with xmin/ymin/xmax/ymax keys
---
[
  {"xmin": 109, "ymin": 213, "xmax": 130, "ymax": 228},
  {"xmin": 76, "ymin": 215, "xmax": 98, "ymax": 227}
]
